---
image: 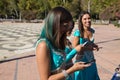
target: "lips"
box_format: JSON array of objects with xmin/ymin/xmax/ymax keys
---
[{"xmin": 85, "ymin": 23, "xmax": 90, "ymax": 26}]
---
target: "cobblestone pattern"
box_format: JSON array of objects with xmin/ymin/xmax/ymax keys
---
[
  {"xmin": 0, "ymin": 23, "xmax": 120, "ymax": 80},
  {"xmin": 0, "ymin": 23, "xmax": 43, "ymax": 60}
]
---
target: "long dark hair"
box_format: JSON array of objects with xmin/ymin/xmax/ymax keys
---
[
  {"xmin": 78, "ymin": 11, "xmax": 91, "ymax": 37},
  {"xmin": 39, "ymin": 6, "xmax": 73, "ymax": 50}
]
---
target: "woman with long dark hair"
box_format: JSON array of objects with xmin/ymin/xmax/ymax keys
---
[{"xmin": 72, "ymin": 11, "xmax": 100, "ymax": 80}]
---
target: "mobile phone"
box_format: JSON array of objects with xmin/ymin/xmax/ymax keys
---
[
  {"xmin": 82, "ymin": 41, "xmax": 89, "ymax": 46},
  {"xmin": 84, "ymin": 59, "xmax": 96, "ymax": 64}
]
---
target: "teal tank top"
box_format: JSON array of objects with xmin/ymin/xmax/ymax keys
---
[{"xmin": 36, "ymin": 38, "xmax": 77, "ymax": 75}]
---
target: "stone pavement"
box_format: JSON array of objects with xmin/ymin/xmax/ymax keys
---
[
  {"xmin": 0, "ymin": 22, "xmax": 43, "ymax": 61},
  {"xmin": 93, "ymin": 24, "xmax": 120, "ymax": 80},
  {"xmin": 0, "ymin": 22, "xmax": 120, "ymax": 80}
]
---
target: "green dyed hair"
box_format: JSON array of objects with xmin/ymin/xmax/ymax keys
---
[{"xmin": 38, "ymin": 6, "xmax": 73, "ymax": 50}]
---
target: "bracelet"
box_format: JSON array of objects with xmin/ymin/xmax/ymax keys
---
[{"xmin": 62, "ymin": 70, "xmax": 68, "ymax": 77}]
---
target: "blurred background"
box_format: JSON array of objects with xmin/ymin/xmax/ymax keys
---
[
  {"xmin": 0, "ymin": 0, "xmax": 120, "ymax": 26},
  {"xmin": 0, "ymin": 0, "xmax": 120, "ymax": 80}
]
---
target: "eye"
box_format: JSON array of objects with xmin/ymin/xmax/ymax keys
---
[{"xmin": 83, "ymin": 18, "xmax": 87, "ymax": 20}]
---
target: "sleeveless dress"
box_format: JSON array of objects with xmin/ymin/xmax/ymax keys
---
[
  {"xmin": 73, "ymin": 29, "xmax": 100, "ymax": 80},
  {"xmin": 36, "ymin": 38, "xmax": 78, "ymax": 80}
]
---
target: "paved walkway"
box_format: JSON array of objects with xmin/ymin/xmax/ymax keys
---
[
  {"xmin": 0, "ymin": 22, "xmax": 43, "ymax": 61},
  {"xmin": 93, "ymin": 24, "xmax": 120, "ymax": 80},
  {"xmin": 0, "ymin": 22, "xmax": 120, "ymax": 80}
]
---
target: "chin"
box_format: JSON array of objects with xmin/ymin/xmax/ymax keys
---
[{"xmin": 86, "ymin": 26, "xmax": 90, "ymax": 28}]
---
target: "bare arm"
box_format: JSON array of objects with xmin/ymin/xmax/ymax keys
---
[
  {"xmin": 36, "ymin": 41, "xmax": 50, "ymax": 80},
  {"xmin": 72, "ymin": 36, "xmax": 79, "ymax": 48}
]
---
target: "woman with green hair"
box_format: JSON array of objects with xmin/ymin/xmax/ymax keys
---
[{"xmin": 36, "ymin": 7, "xmax": 91, "ymax": 80}]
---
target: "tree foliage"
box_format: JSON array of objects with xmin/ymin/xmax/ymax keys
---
[
  {"xmin": 0, "ymin": 0, "xmax": 10, "ymax": 18},
  {"xmin": 66, "ymin": 0, "xmax": 81, "ymax": 20},
  {"xmin": 91, "ymin": 0, "xmax": 120, "ymax": 20},
  {"xmin": 99, "ymin": 0, "xmax": 120, "ymax": 20},
  {"xmin": 0, "ymin": 0, "xmax": 120, "ymax": 20}
]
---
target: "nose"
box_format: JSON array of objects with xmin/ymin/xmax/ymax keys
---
[{"xmin": 87, "ymin": 19, "xmax": 91, "ymax": 22}]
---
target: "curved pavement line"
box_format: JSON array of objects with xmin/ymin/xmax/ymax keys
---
[{"xmin": 0, "ymin": 54, "xmax": 35, "ymax": 63}]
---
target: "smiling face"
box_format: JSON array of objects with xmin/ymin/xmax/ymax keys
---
[{"xmin": 82, "ymin": 14, "xmax": 91, "ymax": 29}]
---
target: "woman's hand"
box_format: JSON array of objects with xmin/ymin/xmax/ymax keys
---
[
  {"xmin": 71, "ymin": 62, "xmax": 91, "ymax": 71},
  {"xmin": 92, "ymin": 44, "xmax": 99, "ymax": 51},
  {"xmin": 92, "ymin": 43, "xmax": 102, "ymax": 51},
  {"xmin": 83, "ymin": 42, "xmax": 100, "ymax": 51}
]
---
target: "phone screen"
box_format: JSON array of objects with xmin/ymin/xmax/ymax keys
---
[{"xmin": 82, "ymin": 41, "xmax": 88, "ymax": 46}]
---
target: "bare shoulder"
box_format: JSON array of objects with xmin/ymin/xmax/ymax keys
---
[
  {"xmin": 36, "ymin": 41, "xmax": 47, "ymax": 49},
  {"xmin": 74, "ymin": 36, "xmax": 79, "ymax": 39},
  {"xmin": 72, "ymin": 36, "xmax": 79, "ymax": 47},
  {"xmin": 36, "ymin": 41, "xmax": 49, "ymax": 55},
  {"xmin": 72, "ymin": 36, "xmax": 79, "ymax": 42}
]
